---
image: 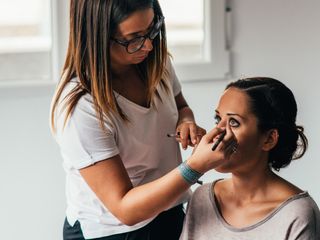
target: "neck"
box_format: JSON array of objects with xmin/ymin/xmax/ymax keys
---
[
  {"xmin": 111, "ymin": 63, "xmax": 135, "ymax": 78},
  {"xmin": 230, "ymin": 167, "xmax": 277, "ymax": 204}
]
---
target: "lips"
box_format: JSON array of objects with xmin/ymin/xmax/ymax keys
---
[{"xmin": 137, "ymin": 54, "xmax": 148, "ymax": 59}]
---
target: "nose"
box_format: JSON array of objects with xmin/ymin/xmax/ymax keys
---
[
  {"xmin": 216, "ymin": 120, "xmax": 228, "ymax": 129},
  {"xmin": 141, "ymin": 38, "xmax": 153, "ymax": 52}
]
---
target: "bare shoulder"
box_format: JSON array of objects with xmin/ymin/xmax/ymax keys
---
[
  {"xmin": 211, "ymin": 179, "xmax": 232, "ymax": 202},
  {"xmin": 271, "ymin": 175, "xmax": 304, "ymax": 201}
]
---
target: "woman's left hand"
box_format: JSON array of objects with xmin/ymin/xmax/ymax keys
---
[{"xmin": 175, "ymin": 121, "xmax": 206, "ymax": 150}]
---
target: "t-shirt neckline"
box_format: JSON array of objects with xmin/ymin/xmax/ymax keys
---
[
  {"xmin": 113, "ymin": 90, "xmax": 152, "ymax": 112},
  {"xmin": 209, "ymin": 179, "xmax": 309, "ymax": 232}
]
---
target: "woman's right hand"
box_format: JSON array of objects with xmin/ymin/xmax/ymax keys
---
[{"xmin": 186, "ymin": 124, "xmax": 237, "ymax": 174}]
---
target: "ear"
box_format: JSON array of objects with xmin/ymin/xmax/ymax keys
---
[{"xmin": 262, "ymin": 129, "xmax": 279, "ymax": 151}]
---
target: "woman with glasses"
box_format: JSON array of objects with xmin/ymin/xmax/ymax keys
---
[{"xmin": 50, "ymin": 0, "xmax": 231, "ymax": 239}]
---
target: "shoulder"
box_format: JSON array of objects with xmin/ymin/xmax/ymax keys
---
[
  {"xmin": 55, "ymin": 79, "xmax": 117, "ymax": 139},
  {"xmin": 280, "ymin": 193, "xmax": 320, "ymax": 225},
  {"xmin": 290, "ymin": 193, "xmax": 320, "ymax": 215},
  {"xmin": 58, "ymin": 78, "xmax": 94, "ymax": 112},
  {"xmin": 163, "ymin": 56, "xmax": 181, "ymax": 94},
  {"xmin": 185, "ymin": 183, "xmax": 216, "ymax": 220},
  {"xmin": 60, "ymin": 78, "xmax": 117, "ymax": 127},
  {"xmin": 279, "ymin": 193, "xmax": 320, "ymax": 238},
  {"xmin": 188, "ymin": 181, "xmax": 222, "ymax": 208},
  {"xmin": 192, "ymin": 182, "xmax": 214, "ymax": 198},
  {"xmin": 164, "ymin": 56, "xmax": 175, "ymax": 73}
]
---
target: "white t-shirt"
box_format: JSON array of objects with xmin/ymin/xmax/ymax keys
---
[{"xmin": 52, "ymin": 60, "xmax": 191, "ymax": 239}]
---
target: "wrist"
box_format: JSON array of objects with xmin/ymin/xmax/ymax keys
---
[
  {"xmin": 178, "ymin": 161, "xmax": 203, "ymax": 185},
  {"xmin": 178, "ymin": 106, "xmax": 195, "ymax": 124},
  {"xmin": 185, "ymin": 156, "xmax": 208, "ymax": 174},
  {"xmin": 177, "ymin": 119, "xmax": 195, "ymax": 126}
]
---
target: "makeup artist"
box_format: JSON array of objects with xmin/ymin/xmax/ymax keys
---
[{"xmin": 50, "ymin": 1, "xmax": 236, "ymax": 239}]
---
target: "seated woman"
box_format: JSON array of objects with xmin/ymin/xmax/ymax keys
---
[{"xmin": 180, "ymin": 77, "xmax": 320, "ymax": 240}]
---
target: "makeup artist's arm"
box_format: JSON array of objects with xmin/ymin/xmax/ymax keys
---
[
  {"xmin": 175, "ymin": 92, "xmax": 206, "ymax": 149},
  {"xmin": 79, "ymin": 127, "xmax": 226, "ymax": 226}
]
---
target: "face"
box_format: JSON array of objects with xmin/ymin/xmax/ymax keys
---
[
  {"xmin": 110, "ymin": 8, "xmax": 156, "ymax": 66},
  {"xmin": 214, "ymin": 87, "xmax": 269, "ymax": 174}
]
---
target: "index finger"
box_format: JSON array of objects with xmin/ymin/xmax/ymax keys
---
[
  {"xmin": 189, "ymin": 124, "xmax": 198, "ymax": 145},
  {"xmin": 203, "ymin": 127, "xmax": 226, "ymax": 143}
]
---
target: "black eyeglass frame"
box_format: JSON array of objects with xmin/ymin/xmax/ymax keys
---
[{"xmin": 111, "ymin": 16, "xmax": 165, "ymax": 54}]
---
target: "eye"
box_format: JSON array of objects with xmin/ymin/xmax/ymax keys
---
[
  {"xmin": 229, "ymin": 118, "xmax": 240, "ymax": 127},
  {"xmin": 214, "ymin": 115, "xmax": 221, "ymax": 125}
]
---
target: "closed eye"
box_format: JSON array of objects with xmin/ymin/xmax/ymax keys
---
[{"xmin": 126, "ymin": 20, "xmax": 155, "ymax": 40}]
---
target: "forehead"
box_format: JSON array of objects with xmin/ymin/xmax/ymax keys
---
[
  {"xmin": 217, "ymin": 87, "xmax": 252, "ymax": 115},
  {"xmin": 117, "ymin": 8, "xmax": 155, "ymax": 36}
]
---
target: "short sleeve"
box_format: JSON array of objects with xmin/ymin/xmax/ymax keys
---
[
  {"xmin": 166, "ymin": 57, "xmax": 181, "ymax": 96},
  {"xmin": 55, "ymin": 94, "xmax": 120, "ymax": 169}
]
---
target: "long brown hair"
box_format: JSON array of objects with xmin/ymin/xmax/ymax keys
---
[{"xmin": 51, "ymin": 0, "xmax": 169, "ymax": 132}]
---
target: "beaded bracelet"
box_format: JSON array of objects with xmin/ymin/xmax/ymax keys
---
[{"xmin": 178, "ymin": 161, "xmax": 203, "ymax": 185}]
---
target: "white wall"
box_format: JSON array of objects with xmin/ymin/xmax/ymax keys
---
[
  {"xmin": 231, "ymin": 0, "xmax": 320, "ymax": 203},
  {"xmin": 181, "ymin": 0, "xmax": 320, "ymax": 203},
  {"xmin": 0, "ymin": 86, "xmax": 65, "ymax": 240},
  {"xmin": 0, "ymin": 0, "xmax": 319, "ymax": 239}
]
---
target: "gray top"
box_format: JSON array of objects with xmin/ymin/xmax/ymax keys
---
[{"xmin": 180, "ymin": 181, "xmax": 320, "ymax": 240}]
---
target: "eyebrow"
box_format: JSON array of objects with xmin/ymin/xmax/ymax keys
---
[
  {"xmin": 124, "ymin": 18, "xmax": 155, "ymax": 37},
  {"xmin": 215, "ymin": 110, "xmax": 245, "ymax": 119}
]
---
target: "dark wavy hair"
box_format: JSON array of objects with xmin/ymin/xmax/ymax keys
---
[{"xmin": 226, "ymin": 77, "xmax": 308, "ymax": 171}]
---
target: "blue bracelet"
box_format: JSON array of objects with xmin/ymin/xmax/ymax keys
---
[{"xmin": 178, "ymin": 161, "xmax": 203, "ymax": 185}]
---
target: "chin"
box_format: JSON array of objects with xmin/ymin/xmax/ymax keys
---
[
  {"xmin": 214, "ymin": 163, "xmax": 233, "ymax": 174},
  {"xmin": 132, "ymin": 58, "xmax": 147, "ymax": 64},
  {"xmin": 132, "ymin": 59, "xmax": 144, "ymax": 64},
  {"xmin": 214, "ymin": 167, "xmax": 230, "ymax": 174}
]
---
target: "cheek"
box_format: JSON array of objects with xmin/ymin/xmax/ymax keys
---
[
  {"xmin": 214, "ymin": 143, "xmax": 253, "ymax": 173},
  {"xmin": 235, "ymin": 131, "xmax": 262, "ymax": 157},
  {"xmin": 214, "ymin": 131, "xmax": 262, "ymax": 172},
  {"xmin": 110, "ymin": 45, "xmax": 130, "ymax": 62}
]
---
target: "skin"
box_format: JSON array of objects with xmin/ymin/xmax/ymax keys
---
[
  {"xmin": 78, "ymin": 8, "xmax": 225, "ymax": 226},
  {"xmin": 110, "ymin": 8, "xmax": 155, "ymax": 68},
  {"xmin": 212, "ymin": 87, "xmax": 303, "ymax": 228}
]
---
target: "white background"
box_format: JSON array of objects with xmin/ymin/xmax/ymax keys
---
[{"xmin": 0, "ymin": 0, "xmax": 319, "ymax": 239}]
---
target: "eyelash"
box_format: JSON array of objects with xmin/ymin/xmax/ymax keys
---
[
  {"xmin": 214, "ymin": 115, "xmax": 240, "ymax": 128},
  {"xmin": 214, "ymin": 116, "xmax": 221, "ymax": 125},
  {"xmin": 229, "ymin": 118, "xmax": 240, "ymax": 127}
]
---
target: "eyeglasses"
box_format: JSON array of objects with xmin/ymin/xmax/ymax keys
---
[{"xmin": 111, "ymin": 16, "xmax": 164, "ymax": 54}]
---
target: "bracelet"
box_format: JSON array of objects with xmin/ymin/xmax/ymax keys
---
[{"xmin": 178, "ymin": 161, "xmax": 203, "ymax": 185}]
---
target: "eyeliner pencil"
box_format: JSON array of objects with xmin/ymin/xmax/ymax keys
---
[
  {"xmin": 211, "ymin": 130, "xmax": 226, "ymax": 151},
  {"xmin": 166, "ymin": 132, "xmax": 202, "ymax": 139}
]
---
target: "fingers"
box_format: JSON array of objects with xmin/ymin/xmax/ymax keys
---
[
  {"xmin": 211, "ymin": 130, "xmax": 226, "ymax": 151},
  {"xmin": 203, "ymin": 124, "xmax": 238, "ymax": 155},
  {"xmin": 217, "ymin": 123, "xmax": 238, "ymax": 154},
  {"xmin": 187, "ymin": 124, "xmax": 239, "ymax": 172},
  {"xmin": 192, "ymin": 126, "xmax": 206, "ymax": 145},
  {"xmin": 189, "ymin": 124, "xmax": 198, "ymax": 145},
  {"xmin": 177, "ymin": 124, "xmax": 190, "ymax": 150},
  {"xmin": 203, "ymin": 127, "xmax": 226, "ymax": 143},
  {"xmin": 176, "ymin": 123, "xmax": 207, "ymax": 149}
]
